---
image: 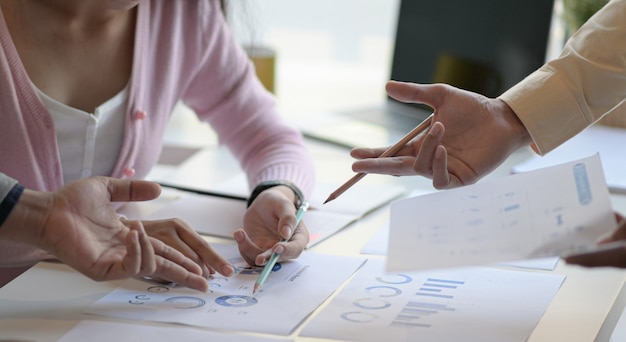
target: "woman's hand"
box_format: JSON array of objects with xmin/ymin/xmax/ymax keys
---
[
  {"xmin": 233, "ymin": 186, "xmax": 309, "ymax": 266},
  {"xmin": 137, "ymin": 218, "xmax": 235, "ymax": 278}
]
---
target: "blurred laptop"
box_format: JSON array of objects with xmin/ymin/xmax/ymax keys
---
[{"xmin": 298, "ymin": 0, "xmax": 555, "ymax": 149}]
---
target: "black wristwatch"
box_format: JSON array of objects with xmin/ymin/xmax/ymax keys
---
[{"xmin": 247, "ymin": 180, "xmax": 305, "ymax": 209}]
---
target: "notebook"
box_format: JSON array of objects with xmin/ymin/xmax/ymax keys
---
[{"xmin": 298, "ymin": 0, "xmax": 555, "ymax": 149}]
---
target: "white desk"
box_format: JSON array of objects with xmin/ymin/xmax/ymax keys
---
[{"xmin": 1, "ymin": 140, "xmax": 626, "ymax": 341}]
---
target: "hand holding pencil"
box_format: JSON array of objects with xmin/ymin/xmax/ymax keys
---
[
  {"xmin": 253, "ymin": 201, "xmax": 310, "ymax": 294},
  {"xmin": 324, "ymin": 113, "xmax": 434, "ymax": 203}
]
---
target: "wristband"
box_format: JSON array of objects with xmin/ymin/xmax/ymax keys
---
[
  {"xmin": 0, "ymin": 183, "xmax": 25, "ymax": 227},
  {"xmin": 247, "ymin": 180, "xmax": 305, "ymax": 209}
]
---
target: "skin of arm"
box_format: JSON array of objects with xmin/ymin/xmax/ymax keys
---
[
  {"xmin": 0, "ymin": 176, "xmax": 212, "ymax": 292},
  {"xmin": 351, "ymin": 81, "xmax": 532, "ymax": 189}
]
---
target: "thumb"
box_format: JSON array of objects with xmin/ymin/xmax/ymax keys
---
[
  {"xmin": 385, "ymin": 80, "xmax": 444, "ymax": 109},
  {"xmin": 106, "ymin": 178, "xmax": 162, "ymax": 203}
]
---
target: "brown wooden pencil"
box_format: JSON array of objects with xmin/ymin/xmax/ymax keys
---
[{"xmin": 324, "ymin": 113, "xmax": 434, "ymax": 204}]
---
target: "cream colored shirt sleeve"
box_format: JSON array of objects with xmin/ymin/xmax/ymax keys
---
[{"xmin": 498, "ymin": 0, "xmax": 626, "ymax": 155}]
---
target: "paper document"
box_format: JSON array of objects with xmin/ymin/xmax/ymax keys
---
[
  {"xmin": 126, "ymin": 174, "xmax": 404, "ymax": 247},
  {"xmin": 85, "ymin": 244, "xmax": 366, "ymax": 335},
  {"xmin": 300, "ymin": 258, "xmax": 565, "ymax": 342},
  {"xmin": 210, "ymin": 173, "xmax": 406, "ymax": 217},
  {"xmin": 59, "ymin": 320, "xmax": 289, "ymax": 342},
  {"xmin": 387, "ymin": 154, "xmax": 615, "ymax": 272},
  {"xmin": 512, "ymin": 124, "xmax": 626, "ymax": 193},
  {"xmin": 123, "ymin": 188, "xmax": 359, "ymax": 248},
  {"xmin": 364, "ymin": 224, "xmax": 559, "ymax": 271}
]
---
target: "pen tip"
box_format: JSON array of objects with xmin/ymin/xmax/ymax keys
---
[
  {"xmin": 323, "ymin": 196, "xmax": 334, "ymax": 204},
  {"xmin": 253, "ymin": 284, "xmax": 261, "ymax": 295}
]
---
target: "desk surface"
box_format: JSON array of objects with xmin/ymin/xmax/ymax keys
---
[{"xmin": 1, "ymin": 140, "xmax": 626, "ymax": 341}]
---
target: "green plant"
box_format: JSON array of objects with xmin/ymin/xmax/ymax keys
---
[{"xmin": 562, "ymin": 0, "xmax": 609, "ymax": 33}]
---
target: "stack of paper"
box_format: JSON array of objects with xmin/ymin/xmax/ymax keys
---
[
  {"xmin": 387, "ymin": 154, "xmax": 615, "ymax": 272},
  {"xmin": 512, "ymin": 124, "xmax": 626, "ymax": 193}
]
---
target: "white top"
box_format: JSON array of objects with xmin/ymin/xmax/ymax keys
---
[{"xmin": 34, "ymin": 86, "xmax": 128, "ymax": 184}]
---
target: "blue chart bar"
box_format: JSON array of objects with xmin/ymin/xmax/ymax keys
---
[
  {"xmin": 390, "ymin": 314, "xmax": 431, "ymax": 328},
  {"xmin": 390, "ymin": 278, "xmax": 465, "ymax": 328},
  {"xmin": 423, "ymin": 283, "xmax": 455, "ymax": 289},
  {"xmin": 504, "ymin": 204, "xmax": 520, "ymax": 212},
  {"xmin": 426, "ymin": 278, "xmax": 465, "ymax": 285},
  {"xmin": 407, "ymin": 301, "xmax": 456, "ymax": 312},
  {"xmin": 416, "ymin": 278, "xmax": 464, "ymax": 298},
  {"xmin": 401, "ymin": 307, "xmax": 438, "ymax": 315},
  {"xmin": 415, "ymin": 292, "xmax": 453, "ymax": 298},
  {"xmin": 391, "ymin": 301, "xmax": 457, "ymax": 328}
]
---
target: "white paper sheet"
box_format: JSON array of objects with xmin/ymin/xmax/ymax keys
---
[
  {"xmin": 123, "ymin": 173, "xmax": 404, "ymax": 248},
  {"xmin": 85, "ymin": 244, "xmax": 366, "ymax": 335},
  {"xmin": 300, "ymin": 258, "xmax": 565, "ymax": 342},
  {"xmin": 59, "ymin": 320, "xmax": 289, "ymax": 342},
  {"xmin": 387, "ymin": 154, "xmax": 615, "ymax": 272},
  {"xmin": 211, "ymin": 173, "xmax": 406, "ymax": 217},
  {"xmin": 363, "ymin": 224, "xmax": 560, "ymax": 271},
  {"xmin": 512, "ymin": 125, "xmax": 626, "ymax": 193}
]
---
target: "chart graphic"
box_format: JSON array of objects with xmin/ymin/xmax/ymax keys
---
[
  {"xmin": 84, "ymin": 244, "xmax": 366, "ymax": 336},
  {"xmin": 301, "ymin": 258, "xmax": 565, "ymax": 342}
]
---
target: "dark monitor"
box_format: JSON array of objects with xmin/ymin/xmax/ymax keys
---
[{"xmin": 391, "ymin": 0, "xmax": 554, "ymax": 99}]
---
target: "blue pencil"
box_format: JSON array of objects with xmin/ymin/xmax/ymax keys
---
[{"xmin": 253, "ymin": 201, "xmax": 309, "ymax": 295}]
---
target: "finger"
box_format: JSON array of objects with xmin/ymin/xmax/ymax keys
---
[
  {"xmin": 105, "ymin": 177, "xmax": 162, "ymax": 202},
  {"xmin": 564, "ymin": 245, "xmax": 626, "ymax": 268},
  {"xmin": 431, "ymin": 145, "xmax": 454, "ymax": 189},
  {"xmin": 177, "ymin": 228, "xmax": 234, "ymax": 277},
  {"xmin": 149, "ymin": 238, "xmax": 208, "ymax": 292},
  {"xmin": 353, "ymin": 156, "xmax": 415, "ymax": 176},
  {"xmin": 385, "ymin": 81, "xmax": 446, "ymax": 109},
  {"xmin": 132, "ymin": 221, "xmax": 157, "ymax": 275},
  {"xmin": 152, "ymin": 256, "xmax": 209, "ymax": 292},
  {"xmin": 350, "ymin": 147, "xmax": 388, "ymax": 160},
  {"xmin": 274, "ymin": 222, "xmax": 309, "ymax": 261},
  {"xmin": 600, "ymin": 220, "xmax": 626, "ymax": 244},
  {"xmin": 115, "ymin": 227, "xmax": 141, "ymax": 279},
  {"xmin": 412, "ymin": 121, "xmax": 443, "ymax": 175},
  {"xmin": 160, "ymin": 220, "xmax": 211, "ymax": 275},
  {"xmin": 151, "ymin": 238, "xmax": 203, "ymax": 275}
]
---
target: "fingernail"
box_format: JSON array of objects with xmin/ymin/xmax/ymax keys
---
[
  {"xmin": 256, "ymin": 256, "xmax": 267, "ymax": 266},
  {"xmin": 274, "ymin": 245, "xmax": 285, "ymax": 254},
  {"xmin": 282, "ymin": 226, "xmax": 292, "ymax": 239},
  {"xmin": 222, "ymin": 264, "xmax": 234, "ymax": 276},
  {"xmin": 233, "ymin": 230, "xmax": 244, "ymax": 242}
]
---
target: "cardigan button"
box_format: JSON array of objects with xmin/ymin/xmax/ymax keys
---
[
  {"xmin": 123, "ymin": 167, "xmax": 136, "ymax": 177},
  {"xmin": 134, "ymin": 110, "xmax": 147, "ymax": 120}
]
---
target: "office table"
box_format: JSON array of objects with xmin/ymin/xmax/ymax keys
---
[{"xmin": 1, "ymin": 140, "xmax": 626, "ymax": 341}]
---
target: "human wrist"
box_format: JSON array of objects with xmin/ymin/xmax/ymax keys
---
[
  {"xmin": 0, "ymin": 188, "xmax": 50, "ymax": 245},
  {"xmin": 247, "ymin": 180, "xmax": 305, "ymax": 209},
  {"xmin": 495, "ymin": 98, "xmax": 532, "ymax": 148},
  {"xmin": 0, "ymin": 182, "xmax": 24, "ymax": 227}
]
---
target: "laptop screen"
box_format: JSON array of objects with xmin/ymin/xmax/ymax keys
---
[{"xmin": 391, "ymin": 0, "xmax": 555, "ymax": 99}]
